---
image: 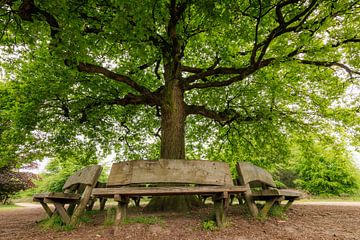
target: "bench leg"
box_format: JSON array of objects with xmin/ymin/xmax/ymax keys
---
[
  {"xmin": 86, "ymin": 198, "xmax": 96, "ymax": 211},
  {"xmin": 260, "ymin": 198, "xmax": 277, "ymax": 217},
  {"xmin": 282, "ymin": 199, "xmax": 294, "ymax": 212},
  {"xmin": 214, "ymin": 193, "xmax": 228, "ymax": 228},
  {"xmin": 70, "ymin": 185, "xmax": 93, "ymax": 226},
  {"xmin": 67, "ymin": 203, "xmax": 76, "ymax": 215},
  {"xmin": 39, "ymin": 201, "xmax": 53, "ymax": 217},
  {"xmin": 115, "ymin": 195, "xmax": 129, "ymax": 226},
  {"xmin": 100, "ymin": 198, "xmax": 107, "ymax": 211},
  {"xmin": 242, "ymin": 192, "xmax": 259, "ymax": 218},
  {"xmin": 53, "ymin": 202, "xmax": 71, "ymax": 224}
]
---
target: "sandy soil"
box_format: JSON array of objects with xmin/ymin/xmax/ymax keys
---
[{"xmin": 1, "ymin": 202, "xmax": 359, "ymax": 240}]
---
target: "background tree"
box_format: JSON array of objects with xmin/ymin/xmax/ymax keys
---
[
  {"xmin": 0, "ymin": 165, "xmax": 36, "ymax": 204},
  {"xmin": 0, "ymin": 0, "xmax": 359, "ymax": 204}
]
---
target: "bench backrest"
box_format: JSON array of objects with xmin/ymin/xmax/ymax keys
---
[
  {"xmin": 236, "ymin": 162, "xmax": 276, "ymax": 188},
  {"xmin": 107, "ymin": 159, "xmax": 233, "ymax": 187},
  {"xmin": 62, "ymin": 165, "xmax": 102, "ymax": 191}
]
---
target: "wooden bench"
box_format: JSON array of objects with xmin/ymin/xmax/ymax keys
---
[
  {"xmin": 92, "ymin": 159, "xmax": 247, "ymax": 227},
  {"xmin": 236, "ymin": 162, "xmax": 302, "ymax": 218},
  {"xmin": 33, "ymin": 165, "xmax": 102, "ymax": 226}
]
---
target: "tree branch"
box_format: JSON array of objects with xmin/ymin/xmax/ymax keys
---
[
  {"xmin": 185, "ymin": 58, "xmax": 274, "ymax": 90},
  {"xmin": 186, "ymin": 105, "xmax": 269, "ymax": 125},
  {"xmin": 77, "ymin": 62, "xmax": 152, "ymax": 94},
  {"xmin": 297, "ymin": 59, "xmax": 360, "ymax": 77}
]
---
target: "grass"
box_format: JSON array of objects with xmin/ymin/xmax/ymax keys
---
[
  {"xmin": 124, "ymin": 215, "xmax": 163, "ymax": 225},
  {"xmin": 202, "ymin": 219, "xmax": 218, "ymax": 231},
  {"xmin": 38, "ymin": 215, "xmax": 75, "ymax": 231},
  {"xmin": 0, "ymin": 204, "xmax": 22, "ymax": 211}
]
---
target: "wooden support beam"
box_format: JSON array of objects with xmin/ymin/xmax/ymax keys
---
[
  {"xmin": 114, "ymin": 195, "xmax": 129, "ymax": 226},
  {"xmin": 260, "ymin": 198, "xmax": 277, "ymax": 217},
  {"xmin": 53, "ymin": 202, "xmax": 70, "ymax": 224},
  {"xmin": 39, "ymin": 201, "xmax": 53, "ymax": 217},
  {"xmin": 282, "ymin": 199, "xmax": 295, "ymax": 212}
]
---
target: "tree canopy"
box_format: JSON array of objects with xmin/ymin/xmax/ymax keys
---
[{"xmin": 0, "ymin": 0, "xmax": 359, "ymax": 172}]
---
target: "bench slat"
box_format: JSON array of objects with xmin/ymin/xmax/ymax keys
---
[
  {"xmin": 33, "ymin": 192, "xmax": 81, "ymax": 200},
  {"xmin": 92, "ymin": 186, "xmax": 247, "ymax": 197},
  {"xmin": 107, "ymin": 159, "xmax": 233, "ymax": 187}
]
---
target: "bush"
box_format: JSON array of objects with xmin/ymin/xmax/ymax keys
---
[
  {"xmin": 294, "ymin": 144, "xmax": 359, "ymax": 195},
  {"xmin": 0, "ymin": 167, "xmax": 36, "ymax": 204}
]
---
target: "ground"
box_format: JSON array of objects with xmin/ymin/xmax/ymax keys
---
[{"xmin": 0, "ymin": 202, "xmax": 359, "ymax": 240}]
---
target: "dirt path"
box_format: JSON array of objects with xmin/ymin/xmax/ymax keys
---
[{"xmin": 1, "ymin": 203, "xmax": 359, "ymax": 240}]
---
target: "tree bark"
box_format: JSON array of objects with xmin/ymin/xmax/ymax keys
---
[{"xmin": 160, "ymin": 80, "xmax": 186, "ymax": 159}]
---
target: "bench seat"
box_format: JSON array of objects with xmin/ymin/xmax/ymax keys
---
[
  {"xmin": 236, "ymin": 162, "xmax": 302, "ymax": 218},
  {"xmin": 33, "ymin": 165, "xmax": 102, "ymax": 226},
  {"xmin": 92, "ymin": 159, "xmax": 246, "ymax": 228},
  {"xmin": 34, "ymin": 192, "xmax": 81, "ymax": 201},
  {"xmin": 92, "ymin": 185, "xmax": 246, "ymax": 197}
]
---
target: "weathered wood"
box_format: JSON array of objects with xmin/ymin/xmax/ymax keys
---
[
  {"xmin": 107, "ymin": 159, "xmax": 233, "ymax": 187},
  {"xmin": 70, "ymin": 185, "xmax": 94, "ymax": 226},
  {"xmin": 53, "ymin": 202, "xmax": 70, "ymax": 224},
  {"xmin": 92, "ymin": 185, "xmax": 246, "ymax": 197},
  {"xmin": 236, "ymin": 162, "xmax": 276, "ymax": 188},
  {"xmin": 236, "ymin": 162, "xmax": 302, "ymax": 218},
  {"xmin": 260, "ymin": 198, "xmax": 278, "ymax": 217},
  {"xmin": 242, "ymin": 184, "xmax": 259, "ymax": 218},
  {"xmin": 282, "ymin": 199, "xmax": 295, "ymax": 211},
  {"xmin": 33, "ymin": 165, "xmax": 103, "ymax": 227},
  {"xmin": 115, "ymin": 195, "xmax": 129, "ymax": 226},
  {"xmin": 63, "ymin": 165, "xmax": 103, "ymax": 190},
  {"xmin": 39, "ymin": 201, "xmax": 53, "ymax": 217},
  {"xmin": 93, "ymin": 159, "xmax": 244, "ymax": 228},
  {"xmin": 33, "ymin": 192, "xmax": 80, "ymax": 200},
  {"xmin": 214, "ymin": 196, "xmax": 226, "ymax": 228}
]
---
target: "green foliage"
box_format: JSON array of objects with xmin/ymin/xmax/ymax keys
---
[
  {"xmin": 0, "ymin": 167, "xmax": 36, "ymax": 204},
  {"xmin": 202, "ymin": 219, "xmax": 218, "ymax": 231},
  {"xmin": 34, "ymin": 149, "xmax": 103, "ymax": 193},
  {"xmin": 293, "ymin": 140, "xmax": 359, "ymax": 195},
  {"xmin": 0, "ymin": 0, "xmax": 359, "ymax": 198}
]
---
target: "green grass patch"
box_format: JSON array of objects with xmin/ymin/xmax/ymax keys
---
[
  {"xmin": 124, "ymin": 215, "xmax": 163, "ymax": 225},
  {"xmin": 0, "ymin": 204, "xmax": 22, "ymax": 211},
  {"xmin": 202, "ymin": 219, "xmax": 218, "ymax": 231},
  {"xmin": 38, "ymin": 215, "xmax": 74, "ymax": 231},
  {"xmin": 268, "ymin": 204, "xmax": 287, "ymax": 219}
]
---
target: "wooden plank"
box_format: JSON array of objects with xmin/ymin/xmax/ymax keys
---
[
  {"xmin": 214, "ymin": 196, "xmax": 226, "ymax": 228},
  {"xmin": 53, "ymin": 202, "xmax": 70, "ymax": 224},
  {"xmin": 92, "ymin": 186, "xmax": 247, "ymax": 197},
  {"xmin": 63, "ymin": 165, "xmax": 102, "ymax": 190},
  {"xmin": 34, "ymin": 192, "xmax": 81, "ymax": 200},
  {"xmin": 107, "ymin": 159, "xmax": 233, "ymax": 187},
  {"xmin": 69, "ymin": 185, "xmax": 91, "ymax": 226},
  {"xmin": 252, "ymin": 189, "xmax": 301, "ymax": 198},
  {"xmin": 115, "ymin": 196, "xmax": 129, "ymax": 226},
  {"xmin": 39, "ymin": 201, "xmax": 54, "ymax": 217},
  {"xmin": 236, "ymin": 162, "xmax": 276, "ymax": 188},
  {"xmin": 260, "ymin": 198, "xmax": 278, "ymax": 217}
]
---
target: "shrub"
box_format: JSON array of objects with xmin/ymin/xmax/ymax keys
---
[
  {"xmin": 294, "ymin": 144, "xmax": 359, "ymax": 195},
  {"xmin": 0, "ymin": 167, "xmax": 36, "ymax": 204}
]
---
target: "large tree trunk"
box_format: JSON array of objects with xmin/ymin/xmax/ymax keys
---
[
  {"xmin": 144, "ymin": 76, "xmax": 203, "ymax": 212},
  {"xmin": 160, "ymin": 80, "xmax": 186, "ymax": 159}
]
